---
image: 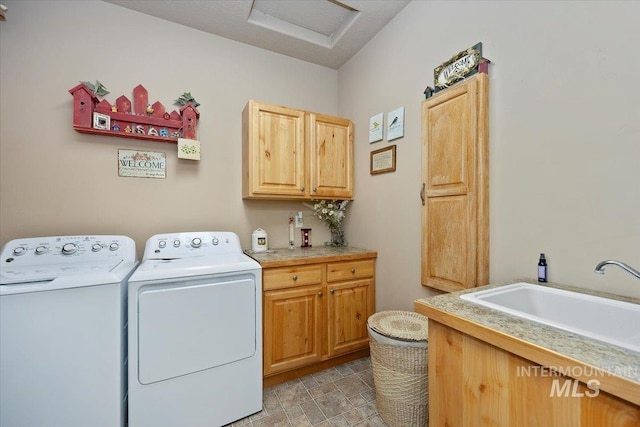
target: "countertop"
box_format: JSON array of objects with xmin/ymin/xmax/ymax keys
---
[
  {"xmin": 244, "ymin": 246, "xmax": 377, "ymax": 268},
  {"xmin": 414, "ymin": 279, "xmax": 640, "ymax": 406}
]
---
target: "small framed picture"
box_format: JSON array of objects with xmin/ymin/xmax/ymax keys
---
[
  {"xmin": 370, "ymin": 145, "xmax": 396, "ymax": 175},
  {"xmin": 369, "ymin": 112, "xmax": 383, "ymax": 143},
  {"xmin": 93, "ymin": 112, "xmax": 110, "ymax": 130},
  {"xmin": 387, "ymin": 107, "xmax": 404, "ymax": 141}
]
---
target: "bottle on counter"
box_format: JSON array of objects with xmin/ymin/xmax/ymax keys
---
[{"xmin": 538, "ymin": 253, "xmax": 548, "ymax": 282}]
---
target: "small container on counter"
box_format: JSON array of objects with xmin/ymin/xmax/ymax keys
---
[{"xmin": 251, "ymin": 228, "xmax": 268, "ymax": 252}]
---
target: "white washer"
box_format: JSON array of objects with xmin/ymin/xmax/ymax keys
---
[
  {"xmin": 127, "ymin": 231, "xmax": 262, "ymax": 427},
  {"xmin": 0, "ymin": 235, "xmax": 137, "ymax": 427}
]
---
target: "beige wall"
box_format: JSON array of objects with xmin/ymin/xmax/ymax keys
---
[
  {"xmin": 0, "ymin": 0, "xmax": 340, "ymax": 259},
  {"xmin": 1, "ymin": 1, "xmax": 639, "ymax": 311},
  {"xmin": 339, "ymin": 0, "xmax": 640, "ymax": 308}
]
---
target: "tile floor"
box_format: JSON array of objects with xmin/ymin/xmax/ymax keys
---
[{"xmin": 226, "ymin": 357, "xmax": 389, "ymax": 427}]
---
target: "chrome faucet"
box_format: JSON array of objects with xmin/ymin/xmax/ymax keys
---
[{"xmin": 594, "ymin": 260, "xmax": 640, "ymax": 280}]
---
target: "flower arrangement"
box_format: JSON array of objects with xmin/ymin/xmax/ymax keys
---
[{"xmin": 304, "ymin": 200, "xmax": 350, "ymax": 246}]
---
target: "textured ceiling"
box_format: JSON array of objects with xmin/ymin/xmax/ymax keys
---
[{"xmin": 103, "ymin": 0, "xmax": 410, "ymax": 69}]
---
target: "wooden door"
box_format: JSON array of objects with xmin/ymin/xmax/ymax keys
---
[
  {"xmin": 308, "ymin": 113, "xmax": 354, "ymax": 200},
  {"xmin": 326, "ymin": 279, "xmax": 373, "ymax": 357},
  {"xmin": 421, "ymin": 73, "xmax": 489, "ymax": 292},
  {"xmin": 242, "ymin": 101, "xmax": 306, "ymax": 198},
  {"xmin": 263, "ymin": 285, "xmax": 323, "ymax": 375}
]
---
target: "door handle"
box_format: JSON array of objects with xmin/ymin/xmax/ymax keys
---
[{"xmin": 420, "ymin": 183, "xmax": 425, "ymax": 206}]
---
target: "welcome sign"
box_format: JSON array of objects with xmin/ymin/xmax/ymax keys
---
[
  {"xmin": 434, "ymin": 42, "xmax": 482, "ymax": 93},
  {"xmin": 118, "ymin": 149, "xmax": 166, "ymax": 179}
]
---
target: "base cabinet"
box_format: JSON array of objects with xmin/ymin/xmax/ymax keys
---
[
  {"xmin": 429, "ymin": 321, "xmax": 640, "ymax": 427},
  {"xmin": 262, "ymin": 256, "xmax": 375, "ymax": 382}
]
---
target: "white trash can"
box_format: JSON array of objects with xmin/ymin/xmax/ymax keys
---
[{"xmin": 367, "ymin": 311, "xmax": 429, "ymax": 427}]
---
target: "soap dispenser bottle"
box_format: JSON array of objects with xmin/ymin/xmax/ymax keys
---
[{"xmin": 538, "ymin": 253, "xmax": 548, "ymax": 282}]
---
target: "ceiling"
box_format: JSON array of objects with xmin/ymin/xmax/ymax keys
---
[{"xmin": 103, "ymin": 0, "xmax": 411, "ymax": 69}]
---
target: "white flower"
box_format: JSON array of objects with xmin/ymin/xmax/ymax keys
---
[{"xmin": 304, "ymin": 199, "xmax": 350, "ymax": 230}]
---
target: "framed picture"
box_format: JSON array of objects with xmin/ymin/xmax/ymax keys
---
[
  {"xmin": 93, "ymin": 112, "xmax": 110, "ymax": 130},
  {"xmin": 370, "ymin": 145, "xmax": 396, "ymax": 175},
  {"xmin": 369, "ymin": 112, "xmax": 383, "ymax": 143},
  {"xmin": 387, "ymin": 107, "xmax": 404, "ymax": 141}
]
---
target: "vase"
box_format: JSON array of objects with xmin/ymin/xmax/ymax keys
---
[{"xmin": 328, "ymin": 226, "xmax": 347, "ymax": 247}]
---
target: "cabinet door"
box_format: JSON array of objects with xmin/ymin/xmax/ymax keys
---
[
  {"xmin": 263, "ymin": 285, "xmax": 323, "ymax": 376},
  {"xmin": 243, "ymin": 101, "xmax": 306, "ymax": 198},
  {"xmin": 421, "ymin": 74, "xmax": 489, "ymax": 292},
  {"xmin": 308, "ymin": 113, "xmax": 354, "ymax": 199},
  {"xmin": 327, "ymin": 279, "xmax": 373, "ymax": 357}
]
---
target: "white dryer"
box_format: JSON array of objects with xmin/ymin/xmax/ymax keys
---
[
  {"xmin": 0, "ymin": 235, "xmax": 137, "ymax": 427},
  {"xmin": 127, "ymin": 231, "xmax": 262, "ymax": 427}
]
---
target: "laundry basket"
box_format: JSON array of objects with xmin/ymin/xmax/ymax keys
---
[{"xmin": 367, "ymin": 310, "xmax": 429, "ymax": 427}]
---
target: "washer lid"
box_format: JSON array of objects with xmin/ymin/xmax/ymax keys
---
[
  {"xmin": 128, "ymin": 253, "xmax": 260, "ymax": 282},
  {"xmin": 0, "ymin": 235, "xmax": 138, "ymax": 292},
  {"xmin": 0, "ymin": 260, "xmax": 138, "ymax": 294}
]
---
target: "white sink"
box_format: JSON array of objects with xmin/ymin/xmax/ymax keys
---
[{"xmin": 460, "ymin": 282, "xmax": 640, "ymax": 352}]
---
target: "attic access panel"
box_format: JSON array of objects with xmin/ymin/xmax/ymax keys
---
[{"xmin": 248, "ymin": 0, "xmax": 360, "ymax": 48}]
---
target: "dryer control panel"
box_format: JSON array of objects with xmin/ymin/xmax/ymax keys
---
[{"xmin": 143, "ymin": 232, "xmax": 242, "ymax": 260}]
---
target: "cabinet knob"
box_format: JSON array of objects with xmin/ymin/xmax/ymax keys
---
[
  {"xmin": 318, "ymin": 291, "xmax": 323, "ymax": 297},
  {"xmin": 312, "ymin": 187, "xmax": 317, "ymax": 192},
  {"xmin": 330, "ymin": 288, "xmax": 335, "ymax": 294},
  {"xmin": 300, "ymin": 186, "xmax": 305, "ymax": 192},
  {"xmin": 351, "ymin": 268, "xmax": 356, "ymax": 274},
  {"xmin": 292, "ymin": 275, "xmax": 298, "ymax": 281}
]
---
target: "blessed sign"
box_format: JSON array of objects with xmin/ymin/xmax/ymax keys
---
[
  {"xmin": 118, "ymin": 149, "xmax": 166, "ymax": 179},
  {"xmin": 434, "ymin": 42, "xmax": 482, "ymax": 93}
]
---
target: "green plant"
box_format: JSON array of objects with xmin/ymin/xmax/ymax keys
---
[
  {"xmin": 81, "ymin": 80, "xmax": 109, "ymax": 97},
  {"xmin": 174, "ymin": 92, "xmax": 200, "ymax": 108}
]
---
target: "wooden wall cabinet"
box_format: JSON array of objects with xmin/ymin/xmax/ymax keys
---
[
  {"xmin": 428, "ymin": 321, "xmax": 640, "ymax": 427},
  {"xmin": 262, "ymin": 256, "xmax": 375, "ymax": 386},
  {"xmin": 242, "ymin": 100, "xmax": 354, "ymax": 200},
  {"xmin": 421, "ymin": 73, "xmax": 489, "ymax": 292}
]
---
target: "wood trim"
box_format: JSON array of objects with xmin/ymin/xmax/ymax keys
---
[
  {"xmin": 253, "ymin": 251, "xmax": 378, "ymax": 269},
  {"xmin": 475, "ymin": 73, "xmax": 490, "ymax": 285}
]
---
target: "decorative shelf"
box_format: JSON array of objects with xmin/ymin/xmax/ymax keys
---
[
  {"xmin": 72, "ymin": 126, "xmax": 178, "ymax": 143},
  {"xmin": 69, "ymin": 83, "xmax": 199, "ymax": 144}
]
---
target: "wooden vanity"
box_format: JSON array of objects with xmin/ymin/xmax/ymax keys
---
[
  {"xmin": 247, "ymin": 247, "xmax": 376, "ymax": 387},
  {"xmin": 415, "ymin": 280, "xmax": 640, "ymax": 427}
]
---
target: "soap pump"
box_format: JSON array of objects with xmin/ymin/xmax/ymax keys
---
[{"xmin": 538, "ymin": 253, "xmax": 548, "ymax": 282}]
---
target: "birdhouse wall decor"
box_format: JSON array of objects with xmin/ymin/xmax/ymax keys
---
[{"xmin": 69, "ymin": 83, "xmax": 200, "ymax": 145}]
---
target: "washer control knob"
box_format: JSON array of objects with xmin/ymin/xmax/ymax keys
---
[
  {"xmin": 12, "ymin": 247, "xmax": 26, "ymax": 256},
  {"xmin": 35, "ymin": 246, "xmax": 48, "ymax": 255},
  {"xmin": 62, "ymin": 243, "xmax": 77, "ymax": 255},
  {"xmin": 158, "ymin": 241, "xmax": 167, "ymax": 248},
  {"xmin": 91, "ymin": 244, "xmax": 103, "ymax": 252},
  {"xmin": 173, "ymin": 239, "xmax": 181, "ymax": 247},
  {"xmin": 191, "ymin": 238, "xmax": 202, "ymax": 248},
  {"xmin": 212, "ymin": 237, "xmax": 219, "ymax": 246},
  {"xmin": 109, "ymin": 243, "xmax": 119, "ymax": 251}
]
